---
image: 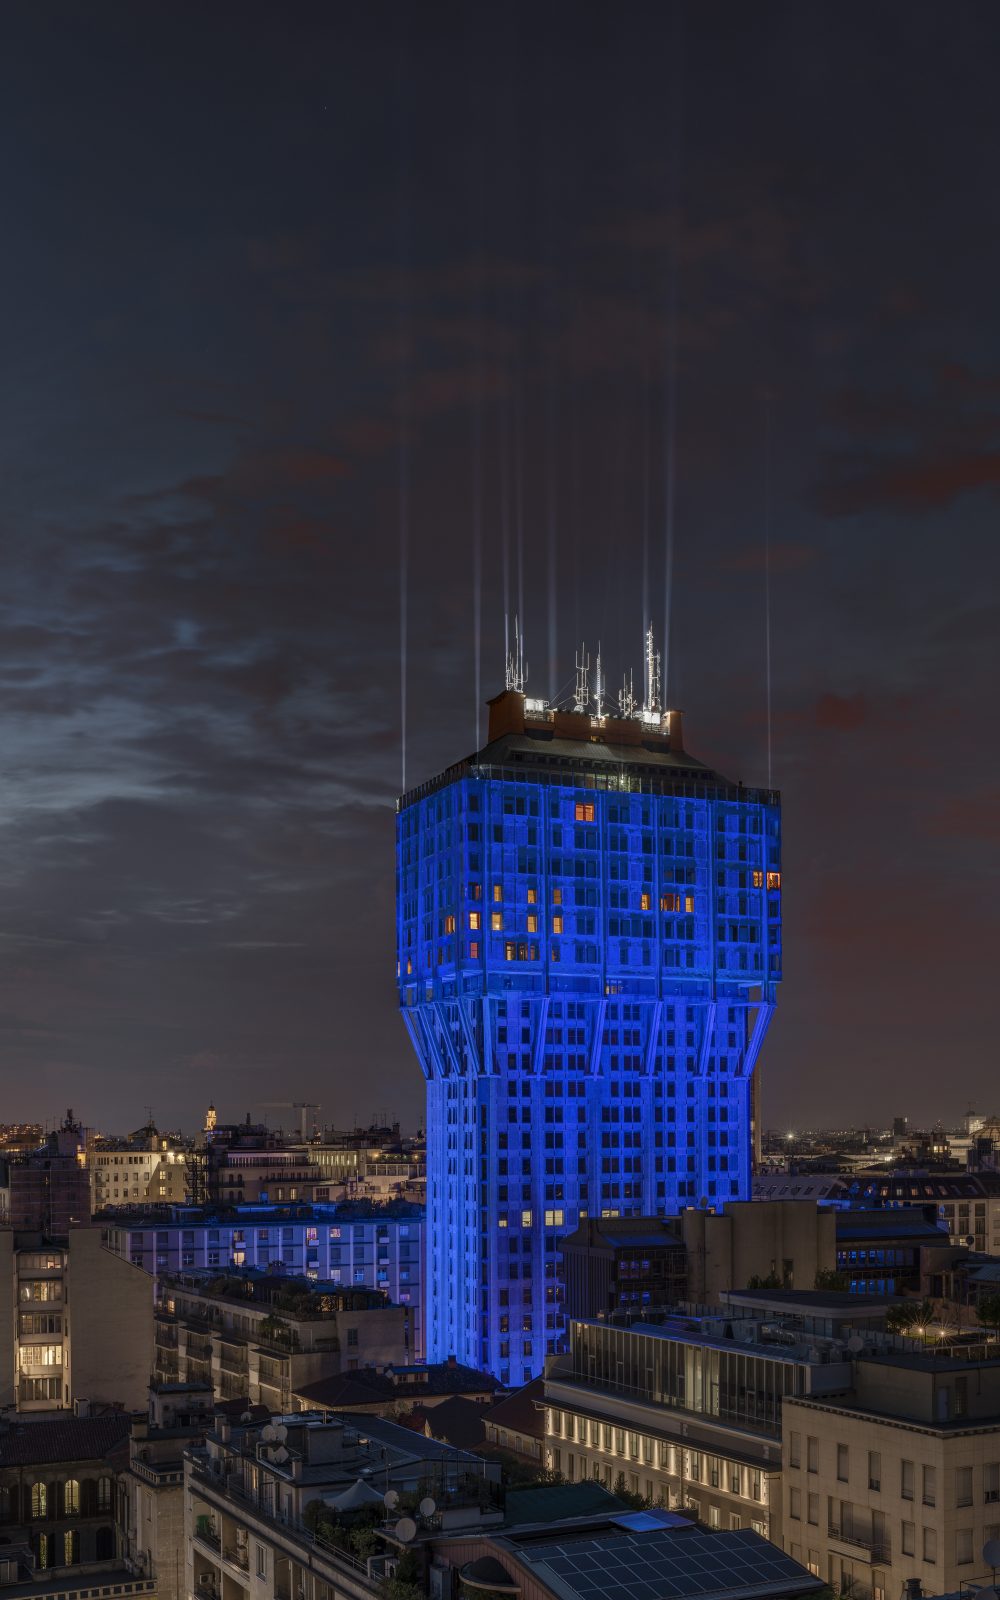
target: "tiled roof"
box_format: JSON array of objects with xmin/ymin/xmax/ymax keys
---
[
  {"xmin": 483, "ymin": 1377, "xmax": 545, "ymax": 1438},
  {"xmin": 0, "ymin": 1415, "xmax": 132, "ymax": 1467},
  {"xmin": 294, "ymin": 1362, "xmax": 497, "ymax": 1410}
]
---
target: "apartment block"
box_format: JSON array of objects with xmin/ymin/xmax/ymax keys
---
[
  {"xmin": 782, "ymin": 1342, "xmax": 1000, "ymax": 1599},
  {"xmin": 0, "ymin": 1227, "xmax": 153, "ymax": 1414},
  {"xmin": 103, "ymin": 1204, "xmax": 423, "ymax": 1359},
  {"xmin": 154, "ymin": 1270, "xmax": 410, "ymax": 1411}
]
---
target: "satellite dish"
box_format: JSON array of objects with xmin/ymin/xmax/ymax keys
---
[
  {"xmin": 272, "ymin": 1447, "xmax": 289, "ymax": 1464},
  {"xmin": 418, "ymin": 1497, "xmax": 436, "ymax": 1518},
  {"xmin": 261, "ymin": 1424, "xmax": 276, "ymax": 1442},
  {"xmin": 984, "ymin": 1539, "xmax": 1000, "ymax": 1569},
  {"xmin": 395, "ymin": 1517, "xmax": 417, "ymax": 1544},
  {"xmin": 240, "ymin": 1411, "xmax": 254, "ymax": 1424},
  {"xmin": 384, "ymin": 1490, "xmax": 400, "ymax": 1510},
  {"xmin": 847, "ymin": 1336, "xmax": 864, "ymax": 1353}
]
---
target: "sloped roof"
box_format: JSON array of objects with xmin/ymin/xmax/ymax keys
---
[
  {"xmin": 483, "ymin": 1378, "xmax": 545, "ymax": 1439},
  {"xmin": 0, "ymin": 1415, "xmax": 132, "ymax": 1467}
]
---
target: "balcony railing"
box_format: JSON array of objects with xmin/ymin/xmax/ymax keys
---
[{"xmin": 828, "ymin": 1525, "xmax": 891, "ymax": 1564}]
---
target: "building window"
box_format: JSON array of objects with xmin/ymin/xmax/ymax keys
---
[
  {"xmin": 469, "ymin": 942, "xmax": 480, "ymax": 960},
  {"xmin": 552, "ymin": 916, "xmax": 563, "ymax": 934},
  {"xmin": 30, "ymin": 1484, "xmax": 47, "ymax": 1519},
  {"xmin": 640, "ymin": 893, "xmax": 651, "ymax": 911},
  {"xmin": 469, "ymin": 912, "xmax": 481, "ymax": 930},
  {"xmin": 63, "ymin": 1480, "xmax": 79, "ymax": 1516},
  {"xmin": 789, "ymin": 1489, "xmax": 801, "ymax": 1521},
  {"xmin": 901, "ymin": 1459, "xmax": 914, "ymax": 1500},
  {"xmin": 444, "ymin": 915, "xmax": 455, "ymax": 934},
  {"xmin": 767, "ymin": 871, "xmax": 781, "ymax": 889},
  {"xmin": 527, "ymin": 914, "xmax": 538, "ymax": 933},
  {"xmin": 256, "ymin": 1546, "xmax": 267, "ymax": 1578},
  {"xmin": 492, "ymin": 912, "xmax": 503, "ymax": 931},
  {"xmin": 868, "ymin": 1451, "xmax": 880, "ymax": 1491},
  {"xmin": 836, "ymin": 1445, "xmax": 848, "ymax": 1483},
  {"xmin": 552, "ymin": 888, "xmax": 562, "ymax": 905},
  {"xmin": 96, "ymin": 1478, "xmax": 112, "ymax": 1513},
  {"xmin": 985, "ymin": 1463, "xmax": 999, "ymax": 1504},
  {"xmin": 901, "ymin": 1522, "xmax": 915, "ymax": 1556},
  {"xmin": 521, "ymin": 1211, "xmax": 532, "ymax": 1228},
  {"xmin": 923, "ymin": 1465, "xmax": 937, "ymax": 1507},
  {"xmin": 63, "ymin": 1530, "xmax": 79, "ymax": 1566},
  {"xmin": 923, "ymin": 1528, "xmax": 936, "ymax": 1563},
  {"xmin": 956, "ymin": 1466, "xmax": 973, "ymax": 1507},
  {"xmin": 807, "ymin": 1437, "xmax": 818, "ymax": 1473},
  {"xmin": 752, "ymin": 870, "xmax": 763, "ymax": 887},
  {"xmin": 527, "ymin": 888, "xmax": 537, "ymax": 904},
  {"xmin": 956, "ymin": 1529, "xmax": 973, "ymax": 1565},
  {"xmin": 493, "ymin": 884, "xmax": 503, "ymax": 902},
  {"xmin": 574, "ymin": 802, "xmax": 595, "ymax": 822}
]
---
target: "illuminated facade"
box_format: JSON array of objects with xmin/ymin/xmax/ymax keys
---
[{"xmin": 396, "ymin": 639, "xmax": 781, "ymax": 1380}]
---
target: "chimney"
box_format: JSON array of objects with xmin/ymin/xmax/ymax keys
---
[{"xmin": 447, "ymin": 1353, "xmax": 457, "ymax": 1368}]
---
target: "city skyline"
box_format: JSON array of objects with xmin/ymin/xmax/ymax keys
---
[{"xmin": 1, "ymin": 3, "xmax": 998, "ymax": 1132}]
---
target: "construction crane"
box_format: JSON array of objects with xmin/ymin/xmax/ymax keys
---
[{"xmin": 259, "ymin": 1102, "xmax": 321, "ymax": 1141}]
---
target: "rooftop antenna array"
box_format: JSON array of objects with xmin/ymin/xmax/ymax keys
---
[
  {"xmin": 505, "ymin": 613, "xmax": 527, "ymax": 693},
  {"xmin": 618, "ymin": 668, "xmax": 637, "ymax": 719},
  {"xmin": 573, "ymin": 645, "xmax": 590, "ymax": 713}
]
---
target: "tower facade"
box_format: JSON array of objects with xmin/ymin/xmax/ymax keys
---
[{"xmin": 396, "ymin": 663, "xmax": 781, "ymax": 1381}]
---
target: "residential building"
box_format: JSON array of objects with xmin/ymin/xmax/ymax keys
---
[
  {"xmin": 102, "ymin": 1202, "xmax": 424, "ymax": 1358},
  {"xmin": 0, "ymin": 1413, "xmax": 131, "ymax": 1579},
  {"xmin": 397, "ymin": 644, "xmax": 782, "ymax": 1376},
  {"xmin": 184, "ymin": 1407, "xmax": 503, "ymax": 1600},
  {"xmin": 119, "ymin": 1382, "xmax": 218, "ymax": 1600},
  {"xmin": 481, "ymin": 1376, "xmax": 546, "ymax": 1465},
  {"xmin": 543, "ymin": 1311, "xmax": 854, "ymax": 1540},
  {"xmin": 0, "ymin": 1113, "xmax": 90, "ymax": 1234},
  {"xmin": 89, "ymin": 1121, "xmax": 191, "ymax": 1212},
  {"xmin": 0, "ymin": 1226, "xmax": 154, "ymax": 1414},
  {"xmin": 292, "ymin": 1358, "xmax": 498, "ymax": 1417},
  {"xmin": 559, "ymin": 1217, "xmax": 687, "ymax": 1319},
  {"xmin": 154, "ymin": 1270, "xmax": 411, "ymax": 1410},
  {"xmin": 782, "ymin": 1340, "xmax": 1000, "ymax": 1599}
]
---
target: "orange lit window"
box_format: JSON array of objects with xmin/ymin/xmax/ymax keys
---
[
  {"xmin": 493, "ymin": 883, "xmax": 503, "ymax": 902},
  {"xmin": 527, "ymin": 914, "xmax": 538, "ymax": 933},
  {"xmin": 685, "ymin": 895, "xmax": 694, "ymax": 913},
  {"xmin": 469, "ymin": 882, "xmax": 481, "ymax": 900},
  {"xmin": 661, "ymin": 893, "xmax": 678, "ymax": 912},
  {"xmin": 574, "ymin": 801, "xmax": 595, "ymax": 822},
  {"xmin": 444, "ymin": 915, "xmax": 456, "ymax": 934},
  {"xmin": 505, "ymin": 942, "xmax": 516, "ymax": 962},
  {"xmin": 640, "ymin": 892, "xmax": 651, "ymax": 911},
  {"xmin": 469, "ymin": 941, "xmax": 479, "ymax": 960},
  {"xmin": 468, "ymin": 911, "xmax": 481, "ymax": 931},
  {"xmin": 552, "ymin": 915, "xmax": 563, "ymax": 934},
  {"xmin": 527, "ymin": 887, "xmax": 537, "ymax": 905},
  {"xmin": 406, "ymin": 958, "xmax": 412, "ymax": 974},
  {"xmin": 767, "ymin": 871, "xmax": 781, "ymax": 890},
  {"xmin": 552, "ymin": 887, "xmax": 562, "ymax": 905},
  {"xmin": 752, "ymin": 870, "xmax": 764, "ymax": 888},
  {"xmin": 491, "ymin": 911, "xmax": 503, "ymax": 932}
]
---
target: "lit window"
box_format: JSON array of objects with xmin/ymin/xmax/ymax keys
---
[
  {"xmin": 498, "ymin": 1217, "xmax": 508, "ymax": 1229},
  {"xmin": 493, "ymin": 884, "xmax": 503, "ymax": 902},
  {"xmin": 527, "ymin": 914, "xmax": 538, "ymax": 933},
  {"xmin": 544, "ymin": 1209, "xmax": 565, "ymax": 1226},
  {"xmin": 406, "ymin": 958, "xmax": 412, "ymax": 974},
  {"xmin": 574, "ymin": 802, "xmax": 595, "ymax": 822},
  {"xmin": 752, "ymin": 870, "xmax": 764, "ymax": 887},
  {"xmin": 552, "ymin": 887, "xmax": 562, "ymax": 905},
  {"xmin": 469, "ymin": 941, "xmax": 479, "ymax": 960},
  {"xmin": 552, "ymin": 916, "xmax": 563, "ymax": 934},
  {"xmin": 661, "ymin": 893, "xmax": 678, "ymax": 912},
  {"xmin": 444, "ymin": 914, "xmax": 455, "ymax": 934},
  {"xmin": 469, "ymin": 882, "xmax": 481, "ymax": 899},
  {"xmin": 767, "ymin": 871, "xmax": 781, "ymax": 890},
  {"xmin": 521, "ymin": 1210, "xmax": 533, "ymax": 1228},
  {"xmin": 640, "ymin": 893, "xmax": 651, "ymax": 911},
  {"xmin": 685, "ymin": 895, "xmax": 694, "ymax": 912},
  {"xmin": 505, "ymin": 942, "xmax": 516, "ymax": 961},
  {"xmin": 527, "ymin": 888, "xmax": 537, "ymax": 904},
  {"xmin": 468, "ymin": 911, "xmax": 480, "ymax": 930},
  {"xmin": 492, "ymin": 912, "xmax": 503, "ymax": 931}
]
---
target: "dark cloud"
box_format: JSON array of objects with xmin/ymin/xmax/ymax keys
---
[{"xmin": 0, "ymin": 0, "xmax": 997, "ymax": 1133}]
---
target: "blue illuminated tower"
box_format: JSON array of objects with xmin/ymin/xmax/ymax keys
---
[{"xmin": 396, "ymin": 634, "xmax": 781, "ymax": 1381}]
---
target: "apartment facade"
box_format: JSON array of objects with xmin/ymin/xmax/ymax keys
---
[
  {"xmin": 89, "ymin": 1126, "xmax": 191, "ymax": 1211},
  {"xmin": 103, "ymin": 1205, "xmax": 424, "ymax": 1359},
  {"xmin": 0, "ymin": 1227, "xmax": 153, "ymax": 1414},
  {"xmin": 154, "ymin": 1272, "xmax": 410, "ymax": 1410},
  {"xmin": 782, "ymin": 1347, "xmax": 1000, "ymax": 1599},
  {"xmin": 544, "ymin": 1313, "xmax": 854, "ymax": 1542}
]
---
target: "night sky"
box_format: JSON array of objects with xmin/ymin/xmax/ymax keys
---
[{"xmin": 2, "ymin": 2, "xmax": 998, "ymax": 1136}]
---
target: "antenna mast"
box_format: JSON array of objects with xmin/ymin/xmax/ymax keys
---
[
  {"xmin": 618, "ymin": 668, "xmax": 637, "ymax": 719},
  {"xmin": 505, "ymin": 614, "xmax": 527, "ymax": 693},
  {"xmin": 573, "ymin": 644, "xmax": 590, "ymax": 713},
  {"xmin": 644, "ymin": 622, "xmax": 661, "ymax": 714},
  {"xmin": 593, "ymin": 644, "xmax": 604, "ymax": 720}
]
